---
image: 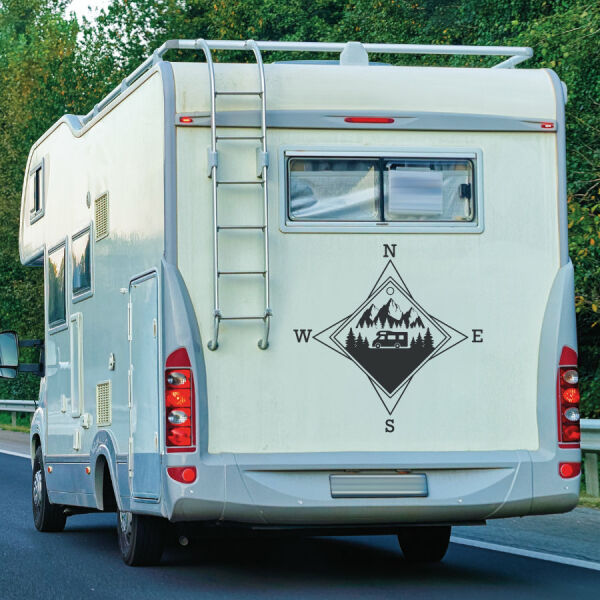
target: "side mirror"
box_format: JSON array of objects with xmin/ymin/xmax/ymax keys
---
[{"xmin": 0, "ymin": 331, "xmax": 19, "ymax": 379}]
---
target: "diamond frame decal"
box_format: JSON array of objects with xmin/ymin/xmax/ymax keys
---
[{"xmin": 314, "ymin": 261, "xmax": 468, "ymax": 415}]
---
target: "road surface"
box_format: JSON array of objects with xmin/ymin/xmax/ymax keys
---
[{"xmin": 0, "ymin": 434, "xmax": 599, "ymax": 599}]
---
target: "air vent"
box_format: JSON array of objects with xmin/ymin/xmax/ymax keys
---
[
  {"xmin": 95, "ymin": 193, "xmax": 109, "ymax": 241},
  {"xmin": 96, "ymin": 381, "xmax": 112, "ymax": 427}
]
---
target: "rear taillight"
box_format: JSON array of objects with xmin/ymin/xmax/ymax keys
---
[
  {"xmin": 165, "ymin": 348, "xmax": 195, "ymax": 453},
  {"xmin": 559, "ymin": 462, "xmax": 580, "ymax": 479},
  {"xmin": 167, "ymin": 466, "xmax": 197, "ymax": 483},
  {"xmin": 557, "ymin": 346, "xmax": 580, "ymax": 447}
]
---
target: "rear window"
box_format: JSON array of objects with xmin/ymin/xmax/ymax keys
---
[{"xmin": 283, "ymin": 151, "xmax": 481, "ymax": 232}]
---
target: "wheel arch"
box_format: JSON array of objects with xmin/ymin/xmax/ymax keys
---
[{"xmin": 91, "ymin": 431, "xmax": 123, "ymax": 512}]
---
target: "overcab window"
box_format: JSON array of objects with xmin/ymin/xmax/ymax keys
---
[
  {"xmin": 29, "ymin": 161, "xmax": 44, "ymax": 224},
  {"xmin": 48, "ymin": 244, "xmax": 66, "ymax": 329}
]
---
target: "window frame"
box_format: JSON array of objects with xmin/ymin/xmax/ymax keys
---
[
  {"xmin": 280, "ymin": 147, "xmax": 484, "ymax": 233},
  {"xmin": 71, "ymin": 224, "xmax": 94, "ymax": 303},
  {"xmin": 29, "ymin": 159, "xmax": 45, "ymax": 225},
  {"xmin": 46, "ymin": 239, "xmax": 68, "ymax": 334}
]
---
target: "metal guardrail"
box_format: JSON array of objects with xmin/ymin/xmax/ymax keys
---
[
  {"xmin": 0, "ymin": 402, "xmax": 597, "ymax": 494},
  {"xmin": 581, "ymin": 419, "xmax": 600, "ymax": 497},
  {"xmin": 581, "ymin": 419, "xmax": 600, "ymax": 452},
  {"xmin": 0, "ymin": 400, "xmax": 35, "ymax": 427},
  {"xmin": 0, "ymin": 402, "xmax": 597, "ymax": 441},
  {"xmin": 0, "ymin": 400, "xmax": 36, "ymax": 413}
]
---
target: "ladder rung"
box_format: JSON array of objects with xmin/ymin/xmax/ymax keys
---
[
  {"xmin": 216, "ymin": 91, "xmax": 262, "ymax": 96},
  {"xmin": 217, "ymin": 225, "xmax": 265, "ymax": 231},
  {"xmin": 216, "ymin": 135, "xmax": 264, "ymax": 141},
  {"xmin": 218, "ymin": 271, "xmax": 266, "ymax": 276},
  {"xmin": 216, "ymin": 180, "xmax": 264, "ymax": 185},
  {"xmin": 220, "ymin": 316, "xmax": 266, "ymax": 321}
]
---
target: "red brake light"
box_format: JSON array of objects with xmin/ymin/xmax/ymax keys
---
[
  {"xmin": 166, "ymin": 348, "xmax": 195, "ymax": 452},
  {"xmin": 344, "ymin": 117, "xmax": 395, "ymax": 124},
  {"xmin": 540, "ymin": 122, "xmax": 554, "ymax": 129},
  {"xmin": 559, "ymin": 462, "xmax": 580, "ymax": 478},
  {"xmin": 179, "ymin": 116, "xmax": 194, "ymax": 124},
  {"xmin": 167, "ymin": 466, "xmax": 197, "ymax": 483},
  {"xmin": 167, "ymin": 348, "xmax": 191, "ymax": 367},
  {"xmin": 562, "ymin": 388, "xmax": 580, "ymax": 404},
  {"xmin": 557, "ymin": 346, "xmax": 580, "ymax": 447}
]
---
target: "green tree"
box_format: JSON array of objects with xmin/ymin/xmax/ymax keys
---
[
  {"xmin": 0, "ymin": 0, "xmax": 81, "ymax": 399},
  {"xmin": 0, "ymin": 0, "xmax": 598, "ymax": 416}
]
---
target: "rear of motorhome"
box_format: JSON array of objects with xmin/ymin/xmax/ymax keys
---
[{"xmin": 3, "ymin": 39, "xmax": 581, "ymax": 565}]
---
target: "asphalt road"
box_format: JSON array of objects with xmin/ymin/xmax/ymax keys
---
[{"xmin": 1, "ymin": 451, "xmax": 599, "ymax": 599}]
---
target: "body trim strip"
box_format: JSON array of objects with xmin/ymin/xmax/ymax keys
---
[{"xmin": 175, "ymin": 110, "xmax": 557, "ymax": 133}]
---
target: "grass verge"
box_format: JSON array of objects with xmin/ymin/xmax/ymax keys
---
[
  {"xmin": 0, "ymin": 423, "xmax": 30, "ymax": 433},
  {"xmin": 579, "ymin": 485, "xmax": 600, "ymax": 510}
]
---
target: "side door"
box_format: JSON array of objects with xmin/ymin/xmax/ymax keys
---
[{"xmin": 128, "ymin": 272, "xmax": 161, "ymax": 500}]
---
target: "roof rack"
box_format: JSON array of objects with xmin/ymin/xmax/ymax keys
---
[{"xmin": 81, "ymin": 39, "xmax": 533, "ymax": 126}]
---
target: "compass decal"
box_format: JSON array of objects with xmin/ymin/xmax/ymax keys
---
[{"xmin": 314, "ymin": 261, "xmax": 467, "ymax": 415}]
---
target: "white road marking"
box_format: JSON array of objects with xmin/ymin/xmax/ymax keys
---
[
  {"xmin": 452, "ymin": 536, "xmax": 600, "ymax": 572},
  {"xmin": 0, "ymin": 448, "xmax": 30, "ymax": 459}
]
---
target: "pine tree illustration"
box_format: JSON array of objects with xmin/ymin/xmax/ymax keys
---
[
  {"xmin": 363, "ymin": 336, "xmax": 370, "ymax": 350},
  {"xmin": 410, "ymin": 336, "xmax": 416, "ymax": 349},
  {"xmin": 345, "ymin": 328, "xmax": 356, "ymax": 351},
  {"xmin": 356, "ymin": 332, "xmax": 364, "ymax": 347},
  {"xmin": 416, "ymin": 332, "xmax": 424, "ymax": 348},
  {"xmin": 423, "ymin": 328, "xmax": 434, "ymax": 351}
]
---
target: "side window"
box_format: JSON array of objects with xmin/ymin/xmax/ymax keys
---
[
  {"xmin": 48, "ymin": 243, "xmax": 66, "ymax": 330},
  {"xmin": 288, "ymin": 158, "xmax": 380, "ymax": 221},
  {"xmin": 284, "ymin": 151, "xmax": 481, "ymax": 232},
  {"xmin": 72, "ymin": 227, "xmax": 92, "ymax": 300},
  {"xmin": 29, "ymin": 160, "xmax": 44, "ymax": 224},
  {"xmin": 384, "ymin": 159, "xmax": 474, "ymax": 222}
]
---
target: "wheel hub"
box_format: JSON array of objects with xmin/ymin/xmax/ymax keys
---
[
  {"xmin": 33, "ymin": 470, "xmax": 43, "ymax": 508},
  {"xmin": 119, "ymin": 511, "xmax": 132, "ymax": 535}
]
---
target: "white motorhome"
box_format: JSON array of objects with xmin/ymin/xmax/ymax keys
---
[{"xmin": 1, "ymin": 39, "xmax": 582, "ymax": 565}]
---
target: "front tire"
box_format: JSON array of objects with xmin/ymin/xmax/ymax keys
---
[
  {"xmin": 117, "ymin": 510, "xmax": 165, "ymax": 566},
  {"xmin": 32, "ymin": 447, "xmax": 66, "ymax": 532},
  {"xmin": 397, "ymin": 526, "xmax": 451, "ymax": 563}
]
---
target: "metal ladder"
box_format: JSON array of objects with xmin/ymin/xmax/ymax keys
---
[{"xmin": 197, "ymin": 39, "xmax": 271, "ymax": 351}]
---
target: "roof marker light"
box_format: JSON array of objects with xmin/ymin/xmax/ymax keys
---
[
  {"xmin": 541, "ymin": 122, "xmax": 554, "ymax": 129},
  {"xmin": 179, "ymin": 116, "xmax": 194, "ymax": 124},
  {"xmin": 344, "ymin": 117, "xmax": 395, "ymax": 124}
]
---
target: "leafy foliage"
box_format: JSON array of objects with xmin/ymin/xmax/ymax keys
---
[{"xmin": 0, "ymin": 0, "xmax": 598, "ymax": 415}]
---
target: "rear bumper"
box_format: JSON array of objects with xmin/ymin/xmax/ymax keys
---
[{"xmin": 164, "ymin": 447, "xmax": 580, "ymax": 525}]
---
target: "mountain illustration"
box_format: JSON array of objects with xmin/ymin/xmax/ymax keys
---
[
  {"xmin": 356, "ymin": 297, "xmax": 427, "ymax": 331},
  {"xmin": 410, "ymin": 315, "xmax": 424, "ymax": 328},
  {"xmin": 357, "ymin": 304, "xmax": 376, "ymax": 328}
]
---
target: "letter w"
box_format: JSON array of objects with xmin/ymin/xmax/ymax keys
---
[{"xmin": 294, "ymin": 329, "xmax": 312, "ymax": 343}]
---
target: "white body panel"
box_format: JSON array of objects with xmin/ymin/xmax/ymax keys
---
[
  {"xmin": 173, "ymin": 63, "xmax": 557, "ymax": 120},
  {"xmin": 21, "ymin": 71, "xmax": 165, "ymax": 460},
  {"xmin": 177, "ymin": 128, "xmax": 559, "ymax": 454}
]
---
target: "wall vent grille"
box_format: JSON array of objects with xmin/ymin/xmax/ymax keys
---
[
  {"xmin": 95, "ymin": 193, "xmax": 109, "ymax": 241},
  {"xmin": 96, "ymin": 381, "xmax": 112, "ymax": 427}
]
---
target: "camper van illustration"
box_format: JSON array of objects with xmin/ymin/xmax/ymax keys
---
[
  {"xmin": 372, "ymin": 330, "xmax": 408, "ymax": 349},
  {"xmin": 315, "ymin": 261, "xmax": 467, "ymax": 414}
]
